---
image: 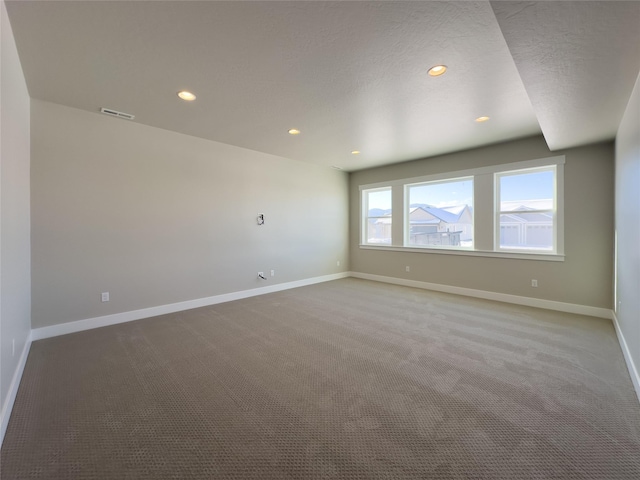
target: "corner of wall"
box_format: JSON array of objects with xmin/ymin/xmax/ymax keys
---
[
  {"xmin": 614, "ymin": 68, "xmax": 640, "ymax": 404},
  {"xmin": 0, "ymin": 0, "xmax": 33, "ymax": 446}
]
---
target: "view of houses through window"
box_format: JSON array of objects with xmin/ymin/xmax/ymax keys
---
[
  {"xmin": 364, "ymin": 187, "xmax": 392, "ymax": 244},
  {"xmin": 496, "ymin": 167, "xmax": 555, "ymax": 251},
  {"xmin": 362, "ymin": 159, "xmax": 560, "ymax": 255},
  {"xmin": 407, "ymin": 178, "xmax": 473, "ymax": 248}
]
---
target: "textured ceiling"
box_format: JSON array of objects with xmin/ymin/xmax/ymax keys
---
[
  {"xmin": 5, "ymin": 1, "xmax": 640, "ymax": 171},
  {"xmin": 492, "ymin": 0, "xmax": 640, "ymax": 151}
]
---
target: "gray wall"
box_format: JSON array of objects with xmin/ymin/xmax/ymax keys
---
[
  {"xmin": 31, "ymin": 100, "xmax": 349, "ymax": 328},
  {"xmin": 615, "ymin": 71, "xmax": 640, "ymax": 374},
  {"xmin": 0, "ymin": 0, "xmax": 31, "ymax": 424},
  {"xmin": 350, "ymin": 136, "xmax": 614, "ymax": 309}
]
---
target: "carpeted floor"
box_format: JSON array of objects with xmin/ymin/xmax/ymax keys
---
[{"xmin": 2, "ymin": 278, "xmax": 640, "ymax": 479}]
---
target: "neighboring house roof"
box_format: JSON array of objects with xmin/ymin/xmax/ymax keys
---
[
  {"xmin": 501, "ymin": 213, "xmax": 553, "ymax": 223},
  {"xmin": 375, "ymin": 204, "xmax": 551, "ymax": 225},
  {"xmin": 375, "ymin": 216, "xmax": 392, "ymax": 225},
  {"xmin": 409, "ymin": 205, "xmax": 469, "ymax": 224},
  {"xmin": 373, "ymin": 205, "xmax": 473, "ymax": 225},
  {"xmin": 501, "ymin": 205, "xmax": 553, "ymax": 223},
  {"xmin": 440, "ymin": 205, "xmax": 467, "ymax": 216},
  {"xmin": 368, "ymin": 208, "xmax": 392, "ymax": 218},
  {"xmin": 409, "ymin": 218, "xmax": 441, "ymax": 225},
  {"xmin": 501, "ymin": 199, "xmax": 553, "ymax": 211}
]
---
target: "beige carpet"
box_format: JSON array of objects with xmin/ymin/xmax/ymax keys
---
[{"xmin": 2, "ymin": 278, "xmax": 640, "ymax": 479}]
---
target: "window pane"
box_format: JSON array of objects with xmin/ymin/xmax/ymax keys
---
[
  {"xmin": 366, "ymin": 220, "xmax": 391, "ymax": 244},
  {"xmin": 407, "ymin": 179, "xmax": 473, "ymax": 248},
  {"xmin": 500, "ymin": 212, "xmax": 554, "ymax": 250},
  {"xmin": 367, "ymin": 190, "xmax": 391, "ymax": 211},
  {"xmin": 499, "ymin": 170, "xmax": 553, "ymax": 211},
  {"xmin": 498, "ymin": 168, "xmax": 555, "ymax": 251},
  {"xmin": 364, "ymin": 188, "xmax": 391, "ymax": 244}
]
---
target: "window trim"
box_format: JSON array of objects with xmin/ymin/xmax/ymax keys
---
[
  {"xmin": 359, "ymin": 244, "xmax": 565, "ymax": 262},
  {"xmin": 359, "ymin": 155, "xmax": 565, "ymax": 261},
  {"xmin": 494, "ymin": 165, "xmax": 560, "ymax": 254},
  {"xmin": 361, "ymin": 186, "xmax": 393, "ymax": 246},
  {"xmin": 404, "ymin": 176, "xmax": 475, "ymax": 250}
]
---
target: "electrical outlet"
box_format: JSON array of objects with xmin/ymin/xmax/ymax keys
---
[
  {"xmin": 337, "ymin": 260, "xmax": 340, "ymax": 267},
  {"xmin": 101, "ymin": 292, "xmax": 110, "ymax": 302},
  {"xmin": 531, "ymin": 279, "xmax": 538, "ymax": 287},
  {"xmin": 405, "ymin": 266, "xmax": 410, "ymax": 272},
  {"xmin": 270, "ymin": 270, "xmax": 275, "ymax": 277}
]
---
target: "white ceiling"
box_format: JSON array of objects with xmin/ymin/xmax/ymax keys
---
[{"xmin": 5, "ymin": 1, "xmax": 640, "ymax": 171}]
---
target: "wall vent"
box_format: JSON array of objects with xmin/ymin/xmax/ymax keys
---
[{"xmin": 100, "ymin": 107, "xmax": 135, "ymax": 120}]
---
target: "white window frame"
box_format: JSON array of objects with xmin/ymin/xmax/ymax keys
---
[
  {"xmin": 361, "ymin": 186, "xmax": 393, "ymax": 246},
  {"xmin": 495, "ymin": 165, "xmax": 561, "ymax": 254},
  {"xmin": 358, "ymin": 155, "xmax": 565, "ymax": 261},
  {"xmin": 404, "ymin": 176, "xmax": 474, "ymax": 250}
]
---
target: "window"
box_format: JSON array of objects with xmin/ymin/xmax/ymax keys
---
[
  {"xmin": 362, "ymin": 187, "xmax": 392, "ymax": 245},
  {"xmin": 359, "ymin": 155, "xmax": 564, "ymax": 260},
  {"xmin": 495, "ymin": 166, "xmax": 557, "ymax": 252},
  {"xmin": 406, "ymin": 177, "xmax": 473, "ymax": 248}
]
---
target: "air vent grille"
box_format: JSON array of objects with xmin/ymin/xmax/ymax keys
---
[{"xmin": 100, "ymin": 107, "xmax": 135, "ymax": 120}]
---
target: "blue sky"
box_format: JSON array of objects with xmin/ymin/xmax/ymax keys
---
[
  {"xmin": 369, "ymin": 170, "xmax": 554, "ymax": 211},
  {"xmin": 409, "ymin": 179, "xmax": 473, "ymax": 207},
  {"xmin": 368, "ymin": 190, "xmax": 392, "ymax": 210},
  {"xmin": 500, "ymin": 170, "xmax": 553, "ymax": 202}
]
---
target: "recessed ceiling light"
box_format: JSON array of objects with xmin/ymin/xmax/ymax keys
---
[
  {"xmin": 177, "ymin": 91, "xmax": 196, "ymax": 101},
  {"xmin": 428, "ymin": 65, "xmax": 447, "ymax": 76},
  {"xmin": 351, "ymin": 150, "xmax": 361, "ymax": 155},
  {"xmin": 288, "ymin": 128, "xmax": 301, "ymax": 135},
  {"xmin": 475, "ymin": 116, "xmax": 490, "ymax": 122}
]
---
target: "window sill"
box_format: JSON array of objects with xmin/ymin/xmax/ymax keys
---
[{"xmin": 359, "ymin": 244, "xmax": 565, "ymax": 262}]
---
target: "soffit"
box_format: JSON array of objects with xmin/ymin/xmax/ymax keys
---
[{"xmin": 491, "ymin": 0, "xmax": 640, "ymax": 151}]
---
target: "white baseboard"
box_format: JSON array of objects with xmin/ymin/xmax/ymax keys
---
[
  {"xmin": 1, "ymin": 332, "xmax": 32, "ymax": 445},
  {"xmin": 352, "ymin": 272, "xmax": 640, "ymax": 402},
  {"xmin": 5, "ymin": 270, "xmax": 638, "ymax": 453},
  {"xmin": 31, "ymin": 272, "xmax": 350, "ymax": 341},
  {"xmin": 30, "ymin": 270, "xmax": 611, "ymax": 342},
  {"xmin": 612, "ymin": 311, "xmax": 640, "ymax": 404},
  {"xmin": 350, "ymin": 272, "xmax": 612, "ymax": 319}
]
